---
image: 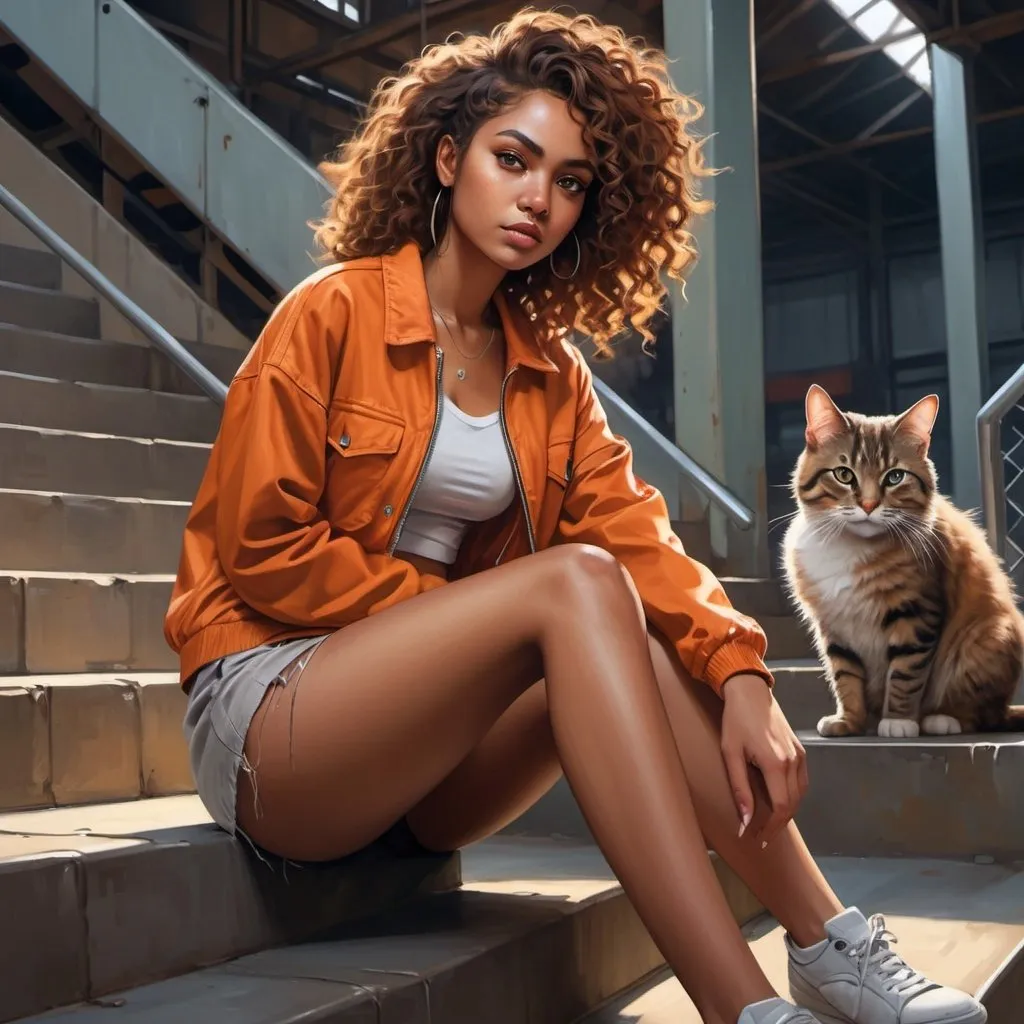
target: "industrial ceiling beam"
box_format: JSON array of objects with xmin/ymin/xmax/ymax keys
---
[
  {"xmin": 759, "ymin": 102, "xmax": 924, "ymax": 204},
  {"xmin": 761, "ymin": 102, "xmax": 1024, "ymax": 172},
  {"xmin": 854, "ymin": 88, "xmax": 925, "ymax": 139},
  {"xmin": 759, "ymin": 9, "xmax": 1024, "ymax": 85},
  {"xmin": 756, "ymin": 0, "xmax": 821, "ymax": 50},
  {"xmin": 257, "ymin": 0, "xmax": 502, "ymax": 79},
  {"xmin": 257, "ymin": 0, "xmax": 405, "ymax": 72}
]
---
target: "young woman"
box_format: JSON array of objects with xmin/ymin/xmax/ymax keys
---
[{"xmin": 166, "ymin": 11, "xmax": 986, "ymax": 1024}]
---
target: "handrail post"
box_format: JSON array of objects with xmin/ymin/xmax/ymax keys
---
[{"xmin": 977, "ymin": 415, "xmax": 1007, "ymax": 560}]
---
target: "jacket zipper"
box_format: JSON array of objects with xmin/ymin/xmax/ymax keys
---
[
  {"xmin": 498, "ymin": 364, "xmax": 536, "ymax": 557},
  {"xmin": 387, "ymin": 345, "xmax": 445, "ymax": 555}
]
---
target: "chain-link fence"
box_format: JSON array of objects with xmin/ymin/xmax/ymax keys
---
[{"xmin": 1003, "ymin": 399, "xmax": 1024, "ymax": 595}]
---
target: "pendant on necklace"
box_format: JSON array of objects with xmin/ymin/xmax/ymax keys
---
[{"xmin": 456, "ymin": 368, "xmax": 467, "ymax": 381}]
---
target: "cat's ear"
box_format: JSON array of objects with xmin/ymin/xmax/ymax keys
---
[
  {"xmin": 895, "ymin": 394, "xmax": 939, "ymax": 451},
  {"xmin": 805, "ymin": 384, "xmax": 850, "ymax": 449}
]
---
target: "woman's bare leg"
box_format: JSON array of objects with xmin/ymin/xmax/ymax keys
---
[
  {"xmin": 645, "ymin": 630, "xmax": 844, "ymax": 948},
  {"xmin": 406, "ymin": 629, "xmax": 842, "ymax": 950},
  {"xmin": 236, "ymin": 544, "xmax": 774, "ymax": 1024}
]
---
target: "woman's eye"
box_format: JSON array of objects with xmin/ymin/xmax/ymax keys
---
[
  {"xmin": 497, "ymin": 151, "xmax": 524, "ymax": 170},
  {"xmin": 558, "ymin": 176, "xmax": 586, "ymax": 194},
  {"xmin": 833, "ymin": 467, "xmax": 855, "ymax": 485},
  {"xmin": 885, "ymin": 469, "xmax": 906, "ymax": 486}
]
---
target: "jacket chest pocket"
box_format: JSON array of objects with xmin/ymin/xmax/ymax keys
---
[{"xmin": 324, "ymin": 402, "xmax": 405, "ymax": 532}]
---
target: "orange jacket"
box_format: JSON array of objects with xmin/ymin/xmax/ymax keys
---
[{"xmin": 165, "ymin": 242, "xmax": 772, "ymax": 692}]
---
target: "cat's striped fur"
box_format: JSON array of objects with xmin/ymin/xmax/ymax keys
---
[{"xmin": 782, "ymin": 385, "xmax": 1024, "ymax": 738}]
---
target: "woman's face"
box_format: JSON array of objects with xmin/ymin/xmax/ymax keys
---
[{"xmin": 440, "ymin": 90, "xmax": 595, "ymax": 273}]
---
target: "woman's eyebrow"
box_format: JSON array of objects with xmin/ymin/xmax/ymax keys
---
[{"xmin": 495, "ymin": 129, "xmax": 595, "ymax": 172}]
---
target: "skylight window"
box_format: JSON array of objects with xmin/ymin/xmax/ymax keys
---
[
  {"xmin": 315, "ymin": 0, "xmax": 360, "ymax": 19},
  {"xmin": 825, "ymin": 0, "xmax": 931, "ymax": 90}
]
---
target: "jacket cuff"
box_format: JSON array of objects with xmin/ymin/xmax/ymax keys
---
[{"xmin": 703, "ymin": 641, "xmax": 775, "ymax": 695}]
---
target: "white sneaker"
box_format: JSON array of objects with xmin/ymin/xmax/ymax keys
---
[
  {"xmin": 786, "ymin": 908, "xmax": 987, "ymax": 1024},
  {"xmin": 739, "ymin": 997, "xmax": 825, "ymax": 1024}
]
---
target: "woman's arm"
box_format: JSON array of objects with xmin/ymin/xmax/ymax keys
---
[
  {"xmin": 557, "ymin": 349, "xmax": 808, "ymax": 844},
  {"xmin": 556, "ymin": 347, "xmax": 773, "ymax": 696}
]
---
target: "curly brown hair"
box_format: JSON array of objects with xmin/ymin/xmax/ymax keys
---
[{"xmin": 312, "ymin": 6, "xmax": 713, "ymax": 353}]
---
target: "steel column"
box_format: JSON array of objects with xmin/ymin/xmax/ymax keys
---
[
  {"xmin": 932, "ymin": 44, "xmax": 988, "ymax": 510},
  {"xmin": 663, "ymin": 0, "xmax": 769, "ymax": 576}
]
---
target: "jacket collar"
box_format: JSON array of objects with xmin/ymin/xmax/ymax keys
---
[{"xmin": 380, "ymin": 241, "xmax": 558, "ymax": 374}]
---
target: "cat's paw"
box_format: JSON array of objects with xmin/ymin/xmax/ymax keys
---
[
  {"xmin": 878, "ymin": 717, "xmax": 920, "ymax": 738},
  {"xmin": 921, "ymin": 714, "xmax": 962, "ymax": 735},
  {"xmin": 817, "ymin": 714, "xmax": 863, "ymax": 737}
]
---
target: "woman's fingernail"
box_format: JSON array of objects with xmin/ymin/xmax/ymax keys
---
[
  {"xmin": 761, "ymin": 839, "xmax": 768, "ymax": 850},
  {"xmin": 738, "ymin": 811, "xmax": 752, "ymax": 838}
]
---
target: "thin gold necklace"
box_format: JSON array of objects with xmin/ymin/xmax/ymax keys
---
[{"xmin": 431, "ymin": 306, "xmax": 497, "ymax": 381}]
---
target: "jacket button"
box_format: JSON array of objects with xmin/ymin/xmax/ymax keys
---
[
  {"xmin": 383, "ymin": 504, "xmax": 393, "ymax": 516},
  {"xmin": 339, "ymin": 433, "xmax": 351, "ymax": 449}
]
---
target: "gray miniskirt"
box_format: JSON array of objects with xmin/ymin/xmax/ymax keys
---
[{"xmin": 183, "ymin": 634, "xmax": 329, "ymax": 837}]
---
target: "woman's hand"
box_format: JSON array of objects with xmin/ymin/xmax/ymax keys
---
[{"xmin": 720, "ymin": 673, "xmax": 808, "ymax": 848}]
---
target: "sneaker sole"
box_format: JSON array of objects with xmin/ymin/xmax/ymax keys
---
[
  {"xmin": 787, "ymin": 976, "xmax": 850, "ymax": 1024},
  {"xmin": 789, "ymin": 973, "xmax": 989, "ymax": 1024}
]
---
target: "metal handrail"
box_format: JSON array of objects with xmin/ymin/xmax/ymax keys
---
[
  {"xmin": 591, "ymin": 376, "xmax": 755, "ymax": 530},
  {"xmin": 977, "ymin": 360, "xmax": 1024, "ymax": 556},
  {"xmin": 0, "ymin": 184, "xmax": 228, "ymax": 405}
]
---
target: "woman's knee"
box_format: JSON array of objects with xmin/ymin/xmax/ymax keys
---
[{"xmin": 546, "ymin": 543, "xmax": 642, "ymax": 615}]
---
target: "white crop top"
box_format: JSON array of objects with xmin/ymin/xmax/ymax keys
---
[{"xmin": 394, "ymin": 396, "xmax": 516, "ymax": 565}]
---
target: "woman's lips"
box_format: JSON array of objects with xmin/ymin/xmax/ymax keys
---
[{"xmin": 502, "ymin": 226, "xmax": 542, "ymax": 249}]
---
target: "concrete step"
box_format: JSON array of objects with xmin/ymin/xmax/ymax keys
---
[
  {"xmin": 0, "ymin": 796, "xmax": 461, "ymax": 1023},
  {"xmin": 723, "ymin": 576, "xmax": 796, "ymax": 619},
  {"xmin": 0, "ymin": 825, "xmax": 760, "ymax": 1024},
  {"xmin": 152, "ymin": 340, "xmax": 246, "ymax": 397},
  {"xmin": 0, "ymin": 661, "xmax": 833, "ymax": 814},
  {"xmin": 0, "ymin": 372, "xmax": 220, "ymax": 444},
  {"xmin": 0, "ymin": 371, "xmax": 221, "ymax": 443},
  {"xmin": 0, "ymin": 673, "xmax": 188, "ymax": 812},
  {"xmin": 768, "ymin": 662, "xmax": 831, "ymax": 732},
  {"xmin": 585, "ymin": 855, "xmax": 1024, "ymax": 1024},
  {"xmin": 980, "ymin": 938, "xmax": 1024, "ymax": 1024},
  {"xmin": 0, "ymin": 571, "xmax": 175, "ymax": 675},
  {"xmin": 0, "ymin": 323, "xmax": 245, "ymax": 394},
  {"xmin": 0, "ymin": 489, "xmax": 188, "ymax": 575},
  {"xmin": 760, "ymin": 613, "xmax": 816, "ymax": 661},
  {"xmin": 717, "ymin": 577, "xmax": 815, "ymax": 661},
  {"xmin": 0, "ymin": 280, "xmax": 99, "ymax": 337},
  {"xmin": 795, "ymin": 730, "xmax": 1024, "ymax": 862},
  {"xmin": 0, "ymin": 324, "xmax": 151, "ymax": 389},
  {"xmin": 501, "ymin": 728, "xmax": 1024, "ymax": 862},
  {"xmin": 0, "ymin": 243, "xmax": 61, "ymax": 290},
  {"xmin": 671, "ymin": 518, "xmax": 713, "ymax": 567},
  {"xmin": 0, "ymin": 659, "xmax": 831, "ymax": 811},
  {"xmin": 0, "ymin": 423, "xmax": 209, "ymax": 501}
]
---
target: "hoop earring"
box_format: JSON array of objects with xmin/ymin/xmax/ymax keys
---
[
  {"xmin": 430, "ymin": 188, "xmax": 451, "ymax": 255},
  {"xmin": 550, "ymin": 231, "xmax": 580, "ymax": 281}
]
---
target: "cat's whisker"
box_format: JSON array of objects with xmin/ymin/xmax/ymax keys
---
[
  {"xmin": 893, "ymin": 516, "xmax": 940, "ymax": 566},
  {"xmin": 894, "ymin": 512, "xmax": 941, "ymax": 557}
]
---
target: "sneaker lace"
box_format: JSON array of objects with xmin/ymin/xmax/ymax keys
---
[{"xmin": 845, "ymin": 913, "xmax": 932, "ymax": 1015}]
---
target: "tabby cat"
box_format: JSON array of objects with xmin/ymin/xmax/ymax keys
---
[{"xmin": 782, "ymin": 384, "xmax": 1024, "ymax": 737}]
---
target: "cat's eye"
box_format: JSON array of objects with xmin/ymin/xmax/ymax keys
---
[
  {"xmin": 885, "ymin": 469, "xmax": 906, "ymax": 486},
  {"xmin": 832, "ymin": 466, "xmax": 855, "ymax": 485}
]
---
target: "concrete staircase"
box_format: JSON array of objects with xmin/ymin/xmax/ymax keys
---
[{"xmin": 1, "ymin": 241, "xmax": 1022, "ymax": 1021}]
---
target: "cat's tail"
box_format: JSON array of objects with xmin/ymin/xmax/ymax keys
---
[{"xmin": 998, "ymin": 705, "xmax": 1024, "ymax": 731}]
